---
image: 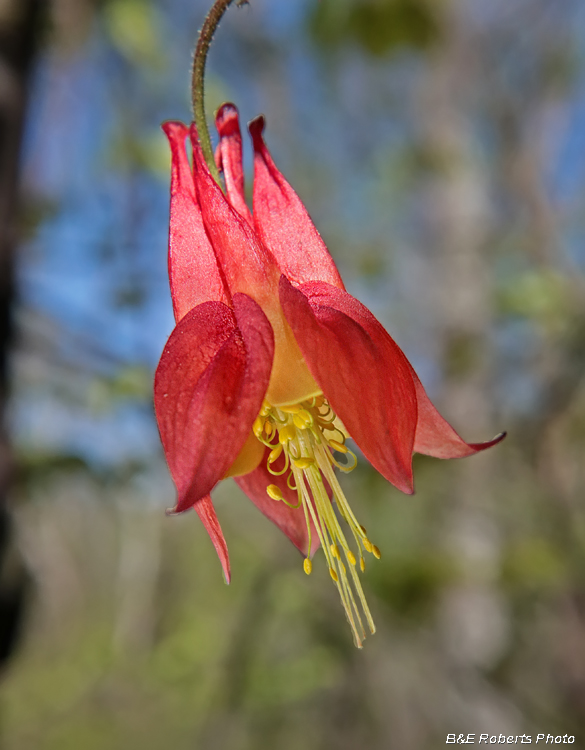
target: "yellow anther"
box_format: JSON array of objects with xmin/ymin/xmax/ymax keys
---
[
  {"xmin": 279, "ymin": 425, "xmax": 295, "ymax": 444},
  {"xmin": 293, "ymin": 409, "xmax": 313, "ymax": 430},
  {"xmin": 253, "ymin": 416, "xmax": 265, "ymax": 438},
  {"xmin": 260, "ymin": 401, "xmax": 272, "ymax": 417},
  {"xmin": 268, "ymin": 444, "xmax": 283, "ymax": 463},
  {"xmin": 303, "ymin": 558, "xmax": 312, "ymax": 575},
  {"xmin": 329, "ymin": 567, "xmax": 339, "ymax": 582},
  {"xmin": 264, "ymin": 422, "xmax": 274, "ymax": 437},
  {"xmin": 347, "ymin": 550, "xmax": 357, "ymax": 566},
  {"xmin": 330, "ymin": 543, "xmax": 340, "ymax": 559},
  {"xmin": 266, "ymin": 484, "xmax": 283, "ymax": 501},
  {"xmin": 279, "ymin": 404, "xmax": 301, "ymax": 414},
  {"xmin": 329, "ymin": 439, "xmax": 348, "ymax": 453},
  {"xmin": 362, "ymin": 538, "xmax": 373, "ymax": 553},
  {"xmin": 360, "ymin": 557, "xmax": 366, "ymax": 572},
  {"xmin": 372, "ymin": 545, "xmax": 381, "ymax": 559},
  {"xmin": 359, "ymin": 525, "xmax": 367, "ymax": 535},
  {"xmin": 293, "ymin": 456, "xmax": 315, "ymax": 470}
]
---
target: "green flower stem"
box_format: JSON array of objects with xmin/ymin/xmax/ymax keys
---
[{"xmin": 192, "ymin": 0, "xmax": 244, "ymax": 184}]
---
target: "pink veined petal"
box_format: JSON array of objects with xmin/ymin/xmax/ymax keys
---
[
  {"xmin": 215, "ymin": 104, "xmax": 253, "ymax": 226},
  {"xmin": 190, "ymin": 123, "xmax": 280, "ymax": 305},
  {"xmin": 279, "ymin": 277, "xmax": 417, "ymax": 494},
  {"xmin": 162, "ymin": 122, "xmax": 229, "ymax": 321},
  {"xmin": 193, "ymin": 495, "xmax": 231, "ymax": 584},
  {"xmin": 249, "ymin": 115, "xmax": 345, "ymax": 290},
  {"xmin": 154, "ymin": 293, "xmax": 274, "ymax": 514},
  {"xmin": 410, "ymin": 367, "xmax": 506, "ymax": 457},
  {"xmin": 235, "ymin": 447, "xmax": 321, "ymax": 558}
]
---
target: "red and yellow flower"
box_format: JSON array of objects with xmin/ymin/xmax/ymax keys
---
[{"xmin": 154, "ymin": 104, "xmax": 504, "ymax": 646}]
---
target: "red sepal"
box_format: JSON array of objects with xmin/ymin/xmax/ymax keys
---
[
  {"xmin": 193, "ymin": 495, "xmax": 231, "ymax": 584},
  {"xmin": 249, "ymin": 116, "xmax": 345, "ymax": 290},
  {"xmin": 236, "ymin": 447, "xmax": 322, "ymax": 558},
  {"xmin": 411, "ymin": 367, "xmax": 506, "ymax": 457},
  {"xmin": 154, "ymin": 293, "xmax": 274, "ymax": 513},
  {"xmin": 162, "ymin": 122, "xmax": 229, "ymax": 321},
  {"xmin": 215, "ymin": 104, "xmax": 253, "ymax": 226},
  {"xmin": 190, "ymin": 124, "xmax": 280, "ymax": 305},
  {"xmin": 279, "ymin": 277, "xmax": 417, "ymax": 494}
]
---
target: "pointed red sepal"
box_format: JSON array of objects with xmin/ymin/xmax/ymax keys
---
[
  {"xmin": 279, "ymin": 277, "xmax": 417, "ymax": 494},
  {"xmin": 411, "ymin": 367, "xmax": 506, "ymax": 457},
  {"xmin": 215, "ymin": 104, "xmax": 253, "ymax": 226},
  {"xmin": 235, "ymin": 447, "xmax": 322, "ymax": 558},
  {"xmin": 249, "ymin": 116, "xmax": 345, "ymax": 290},
  {"xmin": 161, "ymin": 122, "xmax": 229, "ymax": 321},
  {"xmin": 154, "ymin": 293, "xmax": 274, "ymax": 513},
  {"xmin": 190, "ymin": 123, "xmax": 280, "ymax": 303},
  {"xmin": 193, "ymin": 494, "xmax": 231, "ymax": 583}
]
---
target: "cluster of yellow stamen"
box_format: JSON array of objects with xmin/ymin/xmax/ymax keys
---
[{"xmin": 252, "ymin": 395, "xmax": 381, "ymax": 647}]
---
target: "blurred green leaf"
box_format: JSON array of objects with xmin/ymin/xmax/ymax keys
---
[
  {"xmin": 309, "ymin": 0, "xmax": 441, "ymax": 56},
  {"xmin": 104, "ymin": 0, "xmax": 164, "ymax": 66}
]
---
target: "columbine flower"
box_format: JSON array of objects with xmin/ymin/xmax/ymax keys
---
[{"xmin": 154, "ymin": 103, "xmax": 504, "ymax": 647}]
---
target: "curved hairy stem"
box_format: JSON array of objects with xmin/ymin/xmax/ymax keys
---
[{"xmin": 192, "ymin": 0, "xmax": 245, "ymax": 183}]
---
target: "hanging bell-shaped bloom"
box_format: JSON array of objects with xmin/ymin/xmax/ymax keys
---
[{"xmin": 154, "ymin": 104, "xmax": 505, "ymax": 646}]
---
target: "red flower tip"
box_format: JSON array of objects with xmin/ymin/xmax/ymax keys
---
[
  {"xmin": 215, "ymin": 103, "xmax": 253, "ymax": 225},
  {"xmin": 248, "ymin": 114, "xmax": 266, "ymax": 143},
  {"xmin": 216, "ymin": 102, "xmax": 242, "ymax": 137}
]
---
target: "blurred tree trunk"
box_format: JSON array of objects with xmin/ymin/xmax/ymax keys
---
[
  {"xmin": 419, "ymin": 0, "xmax": 516, "ymax": 733},
  {"xmin": 0, "ymin": 0, "xmax": 42, "ymax": 668}
]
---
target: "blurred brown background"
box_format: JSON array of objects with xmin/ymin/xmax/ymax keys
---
[{"xmin": 0, "ymin": 0, "xmax": 584, "ymax": 748}]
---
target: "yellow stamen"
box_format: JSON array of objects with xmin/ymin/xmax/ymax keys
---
[
  {"xmin": 266, "ymin": 484, "xmax": 283, "ymax": 501},
  {"xmin": 253, "ymin": 416, "xmax": 264, "ymax": 438},
  {"xmin": 293, "ymin": 409, "xmax": 313, "ymax": 430},
  {"xmin": 279, "ymin": 425, "xmax": 295, "ymax": 444},
  {"xmin": 360, "ymin": 558, "xmax": 366, "ymax": 572},
  {"xmin": 253, "ymin": 395, "xmax": 376, "ymax": 648},
  {"xmin": 372, "ymin": 545, "xmax": 381, "ymax": 559},
  {"xmin": 268, "ymin": 444, "xmax": 283, "ymax": 463}
]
